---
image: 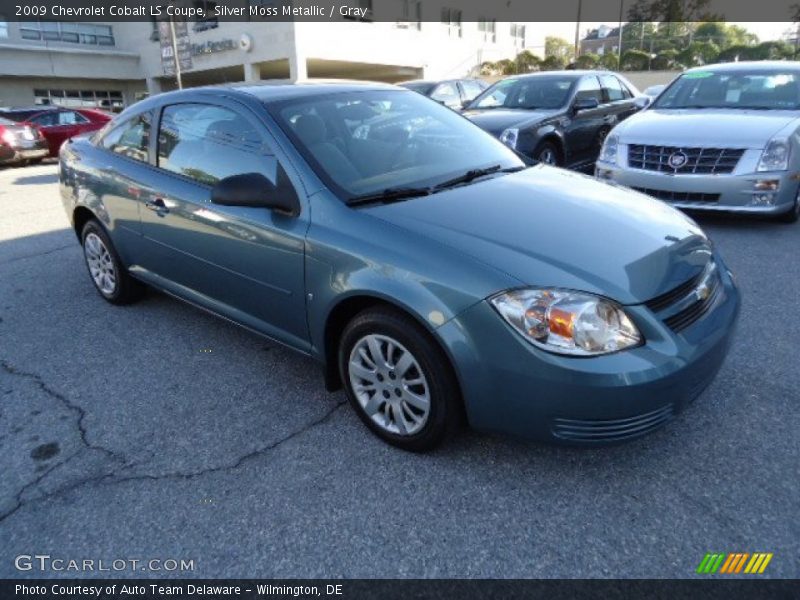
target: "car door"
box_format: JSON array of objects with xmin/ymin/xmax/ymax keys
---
[
  {"xmin": 563, "ymin": 75, "xmax": 606, "ymax": 165},
  {"xmin": 599, "ymin": 74, "xmax": 638, "ymax": 126},
  {"xmin": 136, "ymin": 99, "xmax": 310, "ymax": 350}
]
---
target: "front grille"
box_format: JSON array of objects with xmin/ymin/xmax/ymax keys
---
[
  {"xmin": 644, "ymin": 270, "xmax": 705, "ymax": 313},
  {"xmin": 663, "ymin": 273, "xmax": 721, "ymax": 332},
  {"xmin": 628, "ymin": 144, "xmax": 745, "ymax": 174},
  {"xmin": 632, "ymin": 187, "xmax": 720, "ymax": 204},
  {"xmin": 552, "ymin": 405, "xmax": 674, "ymax": 442}
]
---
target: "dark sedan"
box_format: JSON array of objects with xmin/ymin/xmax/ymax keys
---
[
  {"xmin": 400, "ymin": 78, "xmax": 488, "ymax": 111},
  {"xmin": 0, "ymin": 107, "xmax": 112, "ymax": 157},
  {"xmin": 0, "ymin": 116, "xmax": 49, "ymax": 166},
  {"xmin": 463, "ymin": 71, "xmax": 643, "ymax": 169}
]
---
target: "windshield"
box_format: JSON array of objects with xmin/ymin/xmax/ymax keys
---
[
  {"xmin": 269, "ymin": 89, "xmax": 523, "ymax": 200},
  {"xmin": 654, "ymin": 70, "xmax": 800, "ymax": 110},
  {"xmin": 471, "ymin": 76, "xmax": 576, "ymax": 110}
]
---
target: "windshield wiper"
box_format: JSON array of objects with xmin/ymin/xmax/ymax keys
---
[
  {"xmin": 433, "ymin": 165, "xmax": 525, "ymax": 192},
  {"xmin": 347, "ymin": 186, "xmax": 432, "ymax": 207}
]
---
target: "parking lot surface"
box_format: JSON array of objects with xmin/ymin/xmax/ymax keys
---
[{"xmin": 0, "ymin": 162, "xmax": 798, "ymax": 578}]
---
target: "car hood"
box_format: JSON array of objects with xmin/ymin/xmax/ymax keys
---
[
  {"xmin": 615, "ymin": 108, "xmax": 800, "ymax": 148},
  {"xmin": 363, "ymin": 166, "xmax": 711, "ymax": 305},
  {"xmin": 462, "ymin": 108, "xmax": 556, "ymax": 135}
]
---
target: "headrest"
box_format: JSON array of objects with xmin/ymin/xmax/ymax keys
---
[{"xmin": 294, "ymin": 114, "xmax": 327, "ymax": 146}]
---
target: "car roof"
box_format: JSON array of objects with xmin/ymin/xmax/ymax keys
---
[
  {"xmin": 686, "ymin": 61, "xmax": 800, "ymax": 73},
  {"xmin": 510, "ymin": 70, "xmax": 612, "ymax": 79},
  {"xmin": 132, "ymin": 80, "xmax": 406, "ymax": 112}
]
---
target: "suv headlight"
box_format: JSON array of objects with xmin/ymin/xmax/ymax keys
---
[
  {"xmin": 757, "ymin": 138, "xmax": 790, "ymax": 172},
  {"xmin": 499, "ymin": 127, "xmax": 518, "ymax": 149},
  {"xmin": 490, "ymin": 288, "xmax": 641, "ymax": 356},
  {"xmin": 598, "ymin": 133, "xmax": 619, "ymax": 165}
]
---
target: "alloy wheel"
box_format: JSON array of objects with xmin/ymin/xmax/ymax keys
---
[
  {"xmin": 84, "ymin": 232, "xmax": 117, "ymax": 295},
  {"xmin": 348, "ymin": 334, "xmax": 431, "ymax": 436}
]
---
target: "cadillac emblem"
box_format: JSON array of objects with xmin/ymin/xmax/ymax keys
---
[{"xmin": 668, "ymin": 151, "xmax": 689, "ymax": 170}]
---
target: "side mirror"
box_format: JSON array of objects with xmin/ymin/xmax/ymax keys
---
[
  {"xmin": 573, "ymin": 97, "xmax": 600, "ymax": 113},
  {"xmin": 211, "ymin": 172, "xmax": 300, "ymax": 216},
  {"xmin": 634, "ymin": 95, "xmax": 652, "ymax": 109}
]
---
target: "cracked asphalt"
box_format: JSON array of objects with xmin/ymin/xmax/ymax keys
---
[{"xmin": 0, "ymin": 162, "xmax": 798, "ymax": 579}]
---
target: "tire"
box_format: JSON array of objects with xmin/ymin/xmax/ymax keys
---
[
  {"xmin": 777, "ymin": 196, "xmax": 800, "ymax": 223},
  {"xmin": 338, "ymin": 306, "xmax": 461, "ymax": 452},
  {"xmin": 81, "ymin": 219, "xmax": 144, "ymax": 304},
  {"xmin": 533, "ymin": 140, "xmax": 561, "ymax": 166}
]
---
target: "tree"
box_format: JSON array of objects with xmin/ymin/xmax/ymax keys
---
[
  {"xmin": 621, "ymin": 49, "xmax": 651, "ymax": 70},
  {"xmin": 540, "ymin": 55, "xmax": 567, "ymax": 71},
  {"xmin": 574, "ymin": 53, "xmax": 600, "ymax": 69},
  {"xmin": 514, "ymin": 50, "xmax": 541, "ymax": 74},
  {"xmin": 677, "ymin": 40, "xmax": 720, "ymax": 66},
  {"xmin": 694, "ymin": 22, "xmax": 757, "ymax": 48},
  {"xmin": 598, "ymin": 53, "xmax": 620, "ymax": 70},
  {"xmin": 651, "ymin": 48, "xmax": 679, "ymax": 69},
  {"xmin": 545, "ymin": 36, "xmax": 574, "ymax": 62}
]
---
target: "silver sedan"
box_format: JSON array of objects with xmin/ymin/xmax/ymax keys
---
[{"xmin": 596, "ymin": 61, "xmax": 800, "ymax": 223}]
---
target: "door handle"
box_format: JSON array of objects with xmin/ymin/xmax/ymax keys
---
[{"xmin": 145, "ymin": 197, "xmax": 169, "ymax": 216}]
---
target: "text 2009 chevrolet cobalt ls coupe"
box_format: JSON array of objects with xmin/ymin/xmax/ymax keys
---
[{"xmin": 60, "ymin": 83, "xmax": 740, "ymax": 451}]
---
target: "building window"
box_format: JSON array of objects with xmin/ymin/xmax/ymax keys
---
[
  {"xmin": 478, "ymin": 19, "xmax": 496, "ymax": 43},
  {"xmin": 35, "ymin": 89, "xmax": 124, "ymax": 111},
  {"xmin": 342, "ymin": 0, "xmax": 373, "ymax": 22},
  {"xmin": 441, "ymin": 8, "xmax": 462, "ymax": 38},
  {"xmin": 511, "ymin": 23, "xmax": 526, "ymax": 47},
  {"xmin": 19, "ymin": 21, "xmax": 114, "ymax": 46},
  {"xmin": 396, "ymin": 0, "xmax": 421, "ymax": 31}
]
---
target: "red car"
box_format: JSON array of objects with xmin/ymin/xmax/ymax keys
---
[{"xmin": 0, "ymin": 107, "xmax": 112, "ymax": 157}]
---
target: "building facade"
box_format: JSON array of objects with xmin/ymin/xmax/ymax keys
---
[
  {"xmin": 580, "ymin": 25, "xmax": 620, "ymax": 56},
  {"xmin": 0, "ymin": 1, "xmax": 536, "ymax": 110}
]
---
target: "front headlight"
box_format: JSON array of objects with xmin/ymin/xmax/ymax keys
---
[
  {"xmin": 490, "ymin": 288, "xmax": 641, "ymax": 356},
  {"xmin": 598, "ymin": 133, "xmax": 619, "ymax": 165},
  {"xmin": 757, "ymin": 138, "xmax": 790, "ymax": 172},
  {"xmin": 499, "ymin": 127, "xmax": 519, "ymax": 149}
]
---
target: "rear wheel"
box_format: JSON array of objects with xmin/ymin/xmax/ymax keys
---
[
  {"xmin": 339, "ymin": 307, "xmax": 461, "ymax": 451},
  {"xmin": 81, "ymin": 220, "xmax": 144, "ymax": 304},
  {"xmin": 533, "ymin": 141, "xmax": 561, "ymax": 166}
]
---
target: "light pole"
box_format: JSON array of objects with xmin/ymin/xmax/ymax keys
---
[{"xmin": 574, "ymin": 0, "xmax": 583, "ymax": 57}]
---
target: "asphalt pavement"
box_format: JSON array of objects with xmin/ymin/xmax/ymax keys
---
[{"xmin": 0, "ymin": 161, "xmax": 797, "ymax": 578}]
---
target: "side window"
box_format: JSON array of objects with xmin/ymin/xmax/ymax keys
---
[
  {"xmin": 574, "ymin": 76, "xmax": 603, "ymax": 105},
  {"xmin": 460, "ymin": 80, "xmax": 485, "ymax": 102},
  {"xmin": 157, "ymin": 103, "xmax": 280, "ymax": 187},
  {"xmin": 31, "ymin": 112, "xmax": 59, "ymax": 127},
  {"xmin": 59, "ymin": 111, "xmax": 88, "ymax": 125},
  {"xmin": 600, "ymin": 74, "xmax": 625, "ymax": 102},
  {"xmin": 100, "ymin": 111, "xmax": 151, "ymax": 162},
  {"xmin": 430, "ymin": 82, "xmax": 460, "ymax": 105}
]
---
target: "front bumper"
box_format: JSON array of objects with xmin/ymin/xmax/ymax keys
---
[
  {"xmin": 595, "ymin": 159, "xmax": 799, "ymax": 215},
  {"xmin": 437, "ymin": 260, "xmax": 740, "ymax": 444}
]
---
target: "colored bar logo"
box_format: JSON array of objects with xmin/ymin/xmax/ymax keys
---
[{"xmin": 696, "ymin": 552, "xmax": 773, "ymax": 574}]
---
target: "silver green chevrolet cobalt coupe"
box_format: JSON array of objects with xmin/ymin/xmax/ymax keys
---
[{"xmin": 60, "ymin": 83, "xmax": 740, "ymax": 451}]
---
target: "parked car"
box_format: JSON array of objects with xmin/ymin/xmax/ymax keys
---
[
  {"xmin": 0, "ymin": 115, "xmax": 49, "ymax": 166},
  {"xmin": 400, "ymin": 78, "xmax": 488, "ymax": 110},
  {"xmin": 462, "ymin": 70, "xmax": 643, "ymax": 169},
  {"xmin": 596, "ymin": 62, "xmax": 800, "ymax": 223},
  {"xmin": 0, "ymin": 106, "xmax": 112, "ymax": 157},
  {"xmin": 60, "ymin": 83, "xmax": 739, "ymax": 451}
]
